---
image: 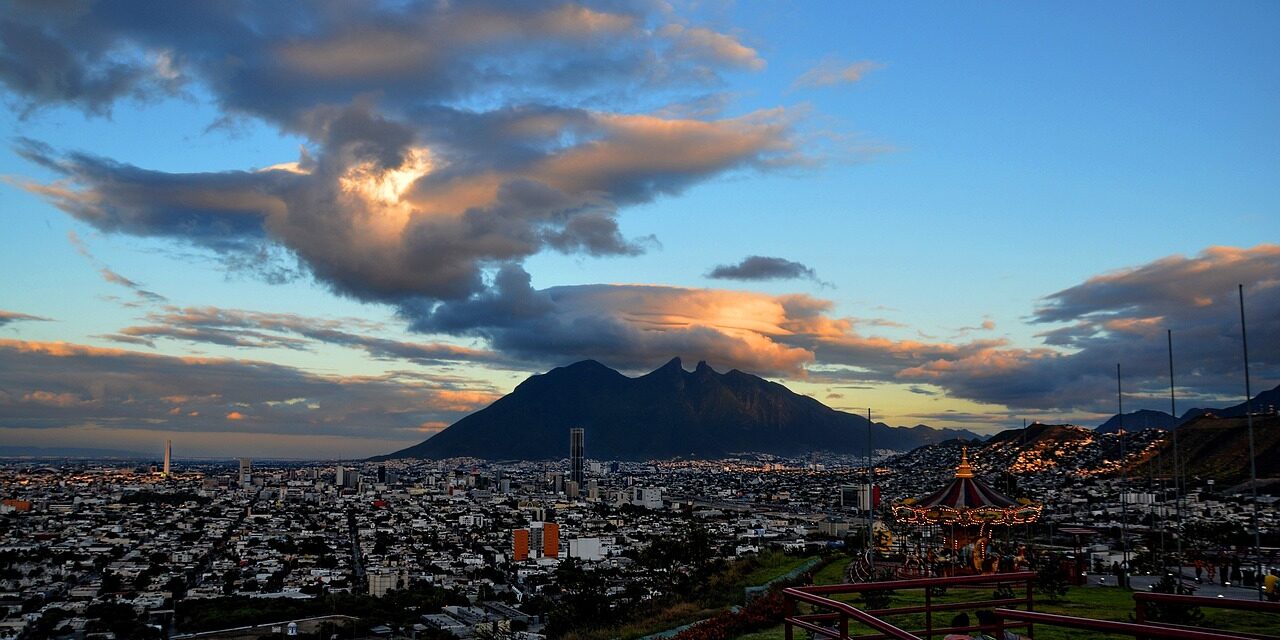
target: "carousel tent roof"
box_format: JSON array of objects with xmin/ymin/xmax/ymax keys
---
[
  {"xmin": 892, "ymin": 448, "xmax": 1042, "ymax": 526},
  {"xmin": 915, "ymin": 449, "xmax": 1018, "ymax": 509}
]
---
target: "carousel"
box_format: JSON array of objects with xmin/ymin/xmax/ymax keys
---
[{"xmin": 892, "ymin": 448, "xmax": 1042, "ymax": 575}]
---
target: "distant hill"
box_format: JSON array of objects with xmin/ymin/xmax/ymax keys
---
[
  {"xmin": 1178, "ymin": 383, "xmax": 1280, "ymax": 423},
  {"xmin": 1131, "ymin": 413, "xmax": 1280, "ymax": 484},
  {"xmin": 1094, "ymin": 383, "xmax": 1280, "ymax": 432},
  {"xmin": 374, "ymin": 358, "xmax": 980, "ymax": 461},
  {"xmin": 1096, "ymin": 409, "xmax": 1180, "ymax": 433}
]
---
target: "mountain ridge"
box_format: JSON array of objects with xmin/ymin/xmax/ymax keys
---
[{"xmin": 374, "ymin": 358, "xmax": 981, "ymax": 461}]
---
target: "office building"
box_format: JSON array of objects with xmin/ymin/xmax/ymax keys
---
[
  {"xmin": 377, "ymin": 465, "xmax": 386, "ymax": 484},
  {"xmin": 163, "ymin": 439, "xmax": 171, "ymax": 477},
  {"xmin": 526, "ymin": 521, "xmax": 559, "ymax": 559},
  {"xmin": 587, "ymin": 479, "xmax": 599, "ymax": 501},
  {"xmin": 238, "ymin": 458, "xmax": 252, "ymax": 486},
  {"xmin": 841, "ymin": 484, "xmax": 872, "ymax": 511},
  {"xmin": 565, "ymin": 480, "xmax": 580, "ymax": 499},
  {"xmin": 512, "ymin": 529, "xmax": 529, "ymax": 561},
  {"xmin": 540, "ymin": 521, "xmax": 559, "ymax": 558},
  {"xmin": 568, "ymin": 537, "xmax": 603, "ymax": 561},
  {"xmin": 569, "ymin": 427, "xmax": 585, "ymax": 484}
]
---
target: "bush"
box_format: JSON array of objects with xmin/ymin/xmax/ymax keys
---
[
  {"xmin": 1033, "ymin": 552, "xmax": 1070, "ymax": 602},
  {"xmin": 1140, "ymin": 574, "xmax": 1204, "ymax": 626}
]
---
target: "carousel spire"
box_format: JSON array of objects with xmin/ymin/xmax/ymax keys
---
[{"xmin": 955, "ymin": 446, "xmax": 975, "ymax": 478}]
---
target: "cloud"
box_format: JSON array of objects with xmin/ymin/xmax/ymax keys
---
[
  {"xmin": 409, "ymin": 265, "xmax": 819, "ymax": 376},
  {"xmin": 65, "ymin": 230, "xmax": 168, "ymax": 304},
  {"xmin": 15, "ymin": 98, "xmax": 795, "ymax": 312},
  {"xmin": 659, "ymin": 24, "xmax": 765, "ymax": 71},
  {"xmin": 794, "ymin": 59, "xmax": 883, "ymax": 89},
  {"xmin": 0, "ymin": 339, "xmax": 501, "ymax": 442},
  {"xmin": 111, "ymin": 305, "xmax": 515, "ymax": 368},
  {"xmin": 0, "ymin": 310, "xmax": 51, "ymax": 327},
  {"xmin": 890, "ymin": 246, "xmax": 1280, "ymax": 412},
  {"xmin": 706, "ymin": 255, "xmax": 824, "ymax": 283}
]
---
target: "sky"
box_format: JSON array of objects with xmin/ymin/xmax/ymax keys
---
[{"xmin": 1, "ymin": 1, "xmax": 1277, "ymax": 459}]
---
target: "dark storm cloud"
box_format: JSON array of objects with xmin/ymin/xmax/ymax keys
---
[
  {"xmin": 706, "ymin": 255, "xmax": 822, "ymax": 282},
  {"xmin": 0, "ymin": 339, "xmax": 500, "ymax": 438}
]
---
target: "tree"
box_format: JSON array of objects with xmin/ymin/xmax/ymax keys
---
[{"xmin": 1033, "ymin": 552, "xmax": 1070, "ymax": 602}]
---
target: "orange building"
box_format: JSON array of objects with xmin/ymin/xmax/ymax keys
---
[
  {"xmin": 541, "ymin": 522, "xmax": 559, "ymax": 558},
  {"xmin": 512, "ymin": 528, "xmax": 529, "ymax": 561},
  {"xmin": 1, "ymin": 499, "xmax": 31, "ymax": 512}
]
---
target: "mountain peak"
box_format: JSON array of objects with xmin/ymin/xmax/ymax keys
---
[{"xmin": 375, "ymin": 358, "xmax": 976, "ymax": 461}]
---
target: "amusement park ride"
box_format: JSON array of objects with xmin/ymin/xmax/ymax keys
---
[{"xmin": 847, "ymin": 448, "xmax": 1042, "ymax": 581}]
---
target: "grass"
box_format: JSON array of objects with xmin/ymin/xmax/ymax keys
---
[
  {"xmin": 568, "ymin": 551, "xmax": 823, "ymax": 640},
  {"xmin": 742, "ymin": 560, "xmax": 1280, "ymax": 640}
]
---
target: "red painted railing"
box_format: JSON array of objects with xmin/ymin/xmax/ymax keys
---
[
  {"xmin": 783, "ymin": 572, "xmax": 1279, "ymax": 640},
  {"xmin": 783, "ymin": 571, "xmax": 1036, "ymax": 640}
]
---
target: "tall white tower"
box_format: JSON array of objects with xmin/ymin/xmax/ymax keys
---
[{"xmin": 163, "ymin": 439, "xmax": 172, "ymax": 477}]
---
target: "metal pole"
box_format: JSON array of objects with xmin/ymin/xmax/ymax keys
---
[
  {"xmin": 1238, "ymin": 284, "xmax": 1262, "ymax": 600},
  {"xmin": 1169, "ymin": 329, "xmax": 1183, "ymax": 575},
  {"xmin": 1118, "ymin": 363, "xmax": 1129, "ymax": 588},
  {"xmin": 867, "ymin": 407, "xmax": 874, "ymax": 556}
]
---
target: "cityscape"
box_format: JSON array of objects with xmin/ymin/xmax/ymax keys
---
[{"xmin": 2, "ymin": 2, "xmax": 1279, "ymax": 640}]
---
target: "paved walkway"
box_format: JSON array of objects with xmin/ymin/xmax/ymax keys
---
[{"xmin": 1085, "ymin": 566, "xmax": 1269, "ymax": 601}]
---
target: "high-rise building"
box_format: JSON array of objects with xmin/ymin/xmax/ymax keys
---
[
  {"xmin": 238, "ymin": 458, "xmax": 252, "ymax": 486},
  {"xmin": 163, "ymin": 439, "xmax": 172, "ymax": 477},
  {"xmin": 841, "ymin": 485, "xmax": 871, "ymax": 511},
  {"xmin": 377, "ymin": 465, "xmax": 387, "ymax": 484},
  {"xmin": 587, "ymin": 479, "xmax": 599, "ymax": 501},
  {"xmin": 512, "ymin": 529, "xmax": 529, "ymax": 561},
  {"xmin": 565, "ymin": 480, "xmax": 580, "ymax": 499},
  {"xmin": 570, "ymin": 427, "xmax": 585, "ymax": 484},
  {"xmin": 541, "ymin": 522, "xmax": 559, "ymax": 558}
]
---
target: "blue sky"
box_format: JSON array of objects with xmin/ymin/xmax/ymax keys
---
[{"xmin": 1, "ymin": 2, "xmax": 1276, "ymax": 457}]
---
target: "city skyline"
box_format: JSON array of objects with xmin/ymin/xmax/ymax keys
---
[{"xmin": 1, "ymin": 3, "xmax": 1278, "ymax": 458}]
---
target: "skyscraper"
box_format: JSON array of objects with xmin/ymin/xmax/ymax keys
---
[
  {"xmin": 570, "ymin": 427, "xmax": 585, "ymax": 485},
  {"xmin": 239, "ymin": 458, "xmax": 252, "ymax": 487},
  {"xmin": 163, "ymin": 439, "xmax": 172, "ymax": 477}
]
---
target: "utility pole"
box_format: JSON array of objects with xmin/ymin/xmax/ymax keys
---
[
  {"xmin": 867, "ymin": 407, "xmax": 874, "ymax": 555},
  {"xmin": 1168, "ymin": 330, "xmax": 1183, "ymax": 576},
  {"xmin": 1239, "ymin": 284, "xmax": 1262, "ymax": 600},
  {"xmin": 1118, "ymin": 363, "xmax": 1129, "ymax": 589}
]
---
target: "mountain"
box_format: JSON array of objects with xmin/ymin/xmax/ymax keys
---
[
  {"xmin": 1096, "ymin": 409, "xmax": 1180, "ymax": 433},
  {"xmin": 1093, "ymin": 383, "xmax": 1280, "ymax": 432},
  {"xmin": 1179, "ymin": 383, "xmax": 1280, "ymax": 422},
  {"xmin": 1130, "ymin": 413, "xmax": 1280, "ymax": 485},
  {"xmin": 375, "ymin": 358, "xmax": 981, "ymax": 461}
]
